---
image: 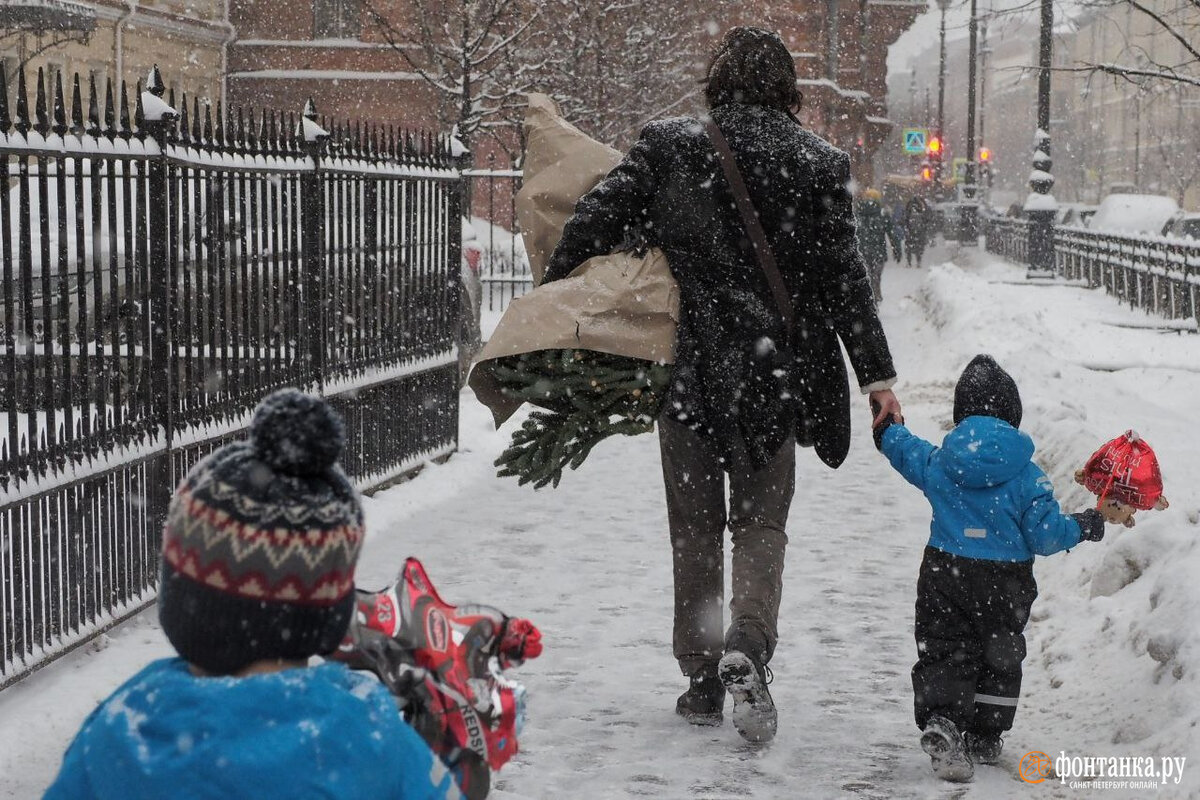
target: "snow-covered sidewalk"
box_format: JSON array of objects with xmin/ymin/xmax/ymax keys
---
[{"xmin": 2, "ymin": 248, "xmax": 1198, "ymax": 799}]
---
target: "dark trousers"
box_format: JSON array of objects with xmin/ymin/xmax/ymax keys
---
[
  {"xmin": 907, "ymin": 235, "xmax": 926, "ymax": 267},
  {"xmin": 658, "ymin": 416, "xmax": 794, "ymax": 676},
  {"xmin": 912, "ymin": 547, "xmax": 1037, "ymax": 734}
]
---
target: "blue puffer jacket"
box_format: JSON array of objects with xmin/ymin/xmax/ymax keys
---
[
  {"xmin": 44, "ymin": 658, "xmax": 461, "ymax": 800},
  {"xmin": 880, "ymin": 415, "xmax": 1082, "ymax": 561}
]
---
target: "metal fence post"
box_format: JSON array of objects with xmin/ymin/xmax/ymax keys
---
[
  {"xmin": 300, "ymin": 100, "xmax": 329, "ymax": 390},
  {"xmin": 141, "ymin": 67, "xmax": 177, "ymax": 535}
]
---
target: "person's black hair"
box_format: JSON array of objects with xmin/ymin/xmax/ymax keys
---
[{"xmin": 704, "ymin": 26, "xmax": 803, "ymax": 112}]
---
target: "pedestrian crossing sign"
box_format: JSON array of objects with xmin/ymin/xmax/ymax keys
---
[{"xmin": 903, "ymin": 128, "xmax": 928, "ymax": 154}]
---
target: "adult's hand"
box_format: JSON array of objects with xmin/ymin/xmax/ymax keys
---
[{"xmin": 870, "ymin": 389, "xmax": 902, "ymax": 427}]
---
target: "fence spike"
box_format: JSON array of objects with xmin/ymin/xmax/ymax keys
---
[
  {"xmin": 236, "ymin": 106, "xmax": 245, "ymax": 148},
  {"xmin": 287, "ymin": 110, "xmax": 297, "ymax": 153},
  {"xmin": 133, "ymin": 79, "xmax": 145, "ymax": 133},
  {"xmin": 303, "ymin": 97, "xmax": 317, "ymax": 121},
  {"xmin": 118, "ymin": 80, "xmax": 132, "ymax": 139},
  {"xmin": 0, "ymin": 68, "xmax": 10, "ymax": 134},
  {"xmin": 215, "ymin": 101, "xmax": 226, "ymax": 147},
  {"xmin": 178, "ymin": 93, "xmax": 190, "ymax": 144},
  {"xmin": 167, "ymin": 87, "xmax": 175, "ymax": 110},
  {"xmin": 190, "ymin": 96, "xmax": 201, "ymax": 142},
  {"xmin": 102, "ymin": 77, "xmax": 115, "ymax": 138},
  {"xmin": 70, "ymin": 73, "xmax": 83, "ymax": 134},
  {"xmin": 85, "ymin": 73, "xmax": 99, "ymax": 136},
  {"xmin": 146, "ymin": 64, "xmax": 166, "ymax": 98},
  {"xmin": 35, "ymin": 67, "xmax": 50, "ymax": 135},
  {"xmin": 13, "ymin": 67, "xmax": 30, "ymax": 135},
  {"xmin": 52, "ymin": 71, "xmax": 68, "ymax": 136},
  {"xmin": 246, "ymin": 108, "xmax": 258, "ymax": 150},
  {"xmin": 267, "ymin": 110, "xmax": 278, "ymax": 152},
  {"xmin": 203, "ymin": 102, "xmax": 213, "ymax": 145}
]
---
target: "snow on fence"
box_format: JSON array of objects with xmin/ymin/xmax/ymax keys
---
[
  {"xmin": 983, "ymin": 214, "xmax": 1200, "ymax": 325},
  {"xmin": 0, "ymin": 65, "xmax": 464, "ymax": 688}
]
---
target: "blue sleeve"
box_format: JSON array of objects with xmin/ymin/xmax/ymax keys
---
[
  {"xmin": 42, "ymin": 733, "xmax": 95, "ymax": 800},
  {"xmin": 1019, "ymin": 465, "xmax": 1084, "ymax": 556},
  {"xmin": 880, "ymin": 423, "xmax": 937, "ymax": 491},
  {"xmin": 368, "ymin": 687, "xmax": 462, "ymax": 800}
]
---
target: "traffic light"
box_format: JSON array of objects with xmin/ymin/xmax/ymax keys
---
[
  {"xmin": 921, "ymin": 161, "xmax": 933, "ymax": 182},
  {"xmin": 979, "ymin": 146, "xmax": 991, "ymax": 163},
  {"xmin": 927, "ymin": 137, "xmax": 943, "ymax": 156}
]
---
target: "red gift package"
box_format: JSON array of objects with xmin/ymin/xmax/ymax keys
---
[{"xmin": 1076, "ymin": 430, "xmax": 1165, "ymax": 511}]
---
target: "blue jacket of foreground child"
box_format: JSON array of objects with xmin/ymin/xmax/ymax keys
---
[
  {"xmin": 880, "ymin": 414, "xmax": 1083, "ymax": 561},
  {"xmin": 44, "ymin": 658, "xmax": 461, "ymax": 800}
]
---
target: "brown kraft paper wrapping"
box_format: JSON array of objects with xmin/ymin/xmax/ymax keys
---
[{"xmin": 468, "ymin": 93, "xmax": 679, "ymax": 427}]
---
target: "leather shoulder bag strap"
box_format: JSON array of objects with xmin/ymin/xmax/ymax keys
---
[{"xmin": 704, "ymin": 117, "xmax": 794, "ymax": 341}]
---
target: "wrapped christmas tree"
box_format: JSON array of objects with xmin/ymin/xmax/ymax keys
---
[
  {"xmin": 491, "ymin": 350, "xmax": 670, "ymax": 488},
  {"xmin": 467, "ymin": 94, "xmax": 678, "ymax": 489}
]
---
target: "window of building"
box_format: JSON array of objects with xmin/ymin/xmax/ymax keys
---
[{"xmin": 314, "ymin": 0, "xmax": 362, "ymax": 39}]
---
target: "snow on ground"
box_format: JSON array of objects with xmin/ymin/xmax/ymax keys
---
[{"xmin": 2, "ymin": 244, "xmax": 1198, "ymax": 799}]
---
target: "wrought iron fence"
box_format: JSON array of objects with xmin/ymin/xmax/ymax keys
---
[
  {"xmin": 1055, "ymin": 227, "xmax": 1199, "ymax": 322},
  {"xmin": 982, "ymin": 214, "xmax": 1030, "ymax": 264},
  {"xmin": 982, "ymin": 213, "xmax": 1199, "ymax": 325},
  {"xmin": 464, "ymin": 155, "xmax": 531, "ymax": 314},
  {"xmin": 0, "ymin": 65, "xmax": 463, "ymax": 688}
]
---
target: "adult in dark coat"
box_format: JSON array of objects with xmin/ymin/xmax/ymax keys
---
[
  {"xmin": 905, "ymin": 195, "xmax": 932, "ymax": 267},
  {"xmin": 542, "ymin": 26, "xmax": 902, "ymax": 743},
  {"xmin": 855, "ymin": 188, "xmax": 903, "ymax": 302}
]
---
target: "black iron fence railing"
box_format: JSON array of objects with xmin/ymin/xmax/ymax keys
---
[
  {"xmin": 982, "ymin": 213, "xmax": 1200, "ymax": 325},
  {"xmin": 463, "ymin": 157, "xmax": 530, "ymax": 314},
  {"xmin": 0, "ymin": 65, "xmax": 463, "ymax": 688}
]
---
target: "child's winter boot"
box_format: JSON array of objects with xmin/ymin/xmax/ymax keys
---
[
  {"xmin": 965, "ymin": 731, "xmax": 1004, "ymax": 766},
  {"xmin": 921, "ymin": 715, "xmax": 974, "ymax": 782}
]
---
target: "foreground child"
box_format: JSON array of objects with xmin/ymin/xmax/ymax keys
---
[
  {"xmin": 873, "ymin": 355, "xmax": 1107, "ymax": 782},
  {"xmin": 45, "ymin": 389, "xmax": 461, "ymax": 799}
]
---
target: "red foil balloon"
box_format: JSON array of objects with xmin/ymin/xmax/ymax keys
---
[{"xmin": 1079, "ymin": 430, "xmax": 1164, "ymax": 511}]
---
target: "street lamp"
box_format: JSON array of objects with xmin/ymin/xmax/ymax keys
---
[
  {"xmin": 935, "ymin": 0, "xmax": 952, "ymax": 190},
  {"xmin": 1024, "ymin": 0, "xmax": 1057, "ymax": 277},
  {"xmin": 959, "ymin": 0, "xmax": 981, "ymax": 245}
]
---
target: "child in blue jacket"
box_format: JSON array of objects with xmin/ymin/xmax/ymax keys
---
[
  {"xmin": 44, "ymin": 390, "xmax": 462, "ymax": 800},
  {"xmin": 874, "ymin": 355, "xmax": 1107, "ymax": 783}
]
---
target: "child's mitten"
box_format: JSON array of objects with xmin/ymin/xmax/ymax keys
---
[{"xmin": 1071, "ymin": 508, "xmax": 1106, "ymax": 542}]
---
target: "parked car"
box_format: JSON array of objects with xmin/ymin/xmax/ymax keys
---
[
  {"xmin": 1161, "ymin": 213, "xmax": 1200, "ymax": 241},
  {"xmin": 1087, "ymin": 194, "xmax": 1179, "ymax": 235},
  {"xmin": 1056, "ymin": 203, "xmax": 1098, "ymax": 227}
]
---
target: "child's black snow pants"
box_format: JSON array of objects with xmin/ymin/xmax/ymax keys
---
[{"xmin": 912, "ymin": 547, "xmax": 1038, "ymax": 736}]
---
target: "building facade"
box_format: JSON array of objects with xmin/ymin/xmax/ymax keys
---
[{"xmin": 1, "ymin": 0, "xmax": 227, "ymax": 107}]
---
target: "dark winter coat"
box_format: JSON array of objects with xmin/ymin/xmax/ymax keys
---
[
  {"xmin": 542, "ymin": 104, "xmax": 896, "ymax": 469},
  {"xmin": 44, "ymin": 658, "xmax": 460, "ymax": 800},
  {"xmin": 855, "ymin": 198, "xmax": 901, "ymax": 265},
  {"xmin": 904, "ymin": 196, "xmax": 931, "ymax": 245}
]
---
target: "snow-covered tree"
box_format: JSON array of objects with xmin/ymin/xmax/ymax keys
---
[
  {"xmin": 530, "ymin": 1, "xmax": 731, "ymax": 148},
  {"xmin": 1075, "ymin": 1, "xmax": 1200, "ymax": 89},
  {"xmin": 364, "ymin": 0, "xmax": 545, "ymax": 155}
]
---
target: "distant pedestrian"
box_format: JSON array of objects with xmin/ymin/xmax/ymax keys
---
[
  {"xmin": 904, "ymin": 195, "xmax": 931, "ymax": 267},
  {"xmin": 872, "ymin": 355, "xmax": 1110, "ymax": 782},
  {"xmin": 855, "ymin": 188, "xmax": 902, "ymax": 303}
]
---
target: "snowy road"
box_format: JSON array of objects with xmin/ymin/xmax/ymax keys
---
[{"xmin": 2, "ymin": 248, "xmax": 1199, "ymax": 799}]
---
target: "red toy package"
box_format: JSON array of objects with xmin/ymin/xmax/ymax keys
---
[{"xmin": 1074, "ymin": 430, "xmax": 1170, "ymax": 527}]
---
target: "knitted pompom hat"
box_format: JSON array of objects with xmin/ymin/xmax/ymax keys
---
[{"xmin": 158, "ymin": 389, "xmax": 365, "ymax": 675}]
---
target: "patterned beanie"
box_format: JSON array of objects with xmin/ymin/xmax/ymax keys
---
[{"xmin": 158, "ymin": 389, "xmax": 365, "ymax": 675}]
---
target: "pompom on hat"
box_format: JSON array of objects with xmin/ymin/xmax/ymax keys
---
[{"xmin": 158, "ymin": 389, "xmax": 365, "ymax": 675}]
